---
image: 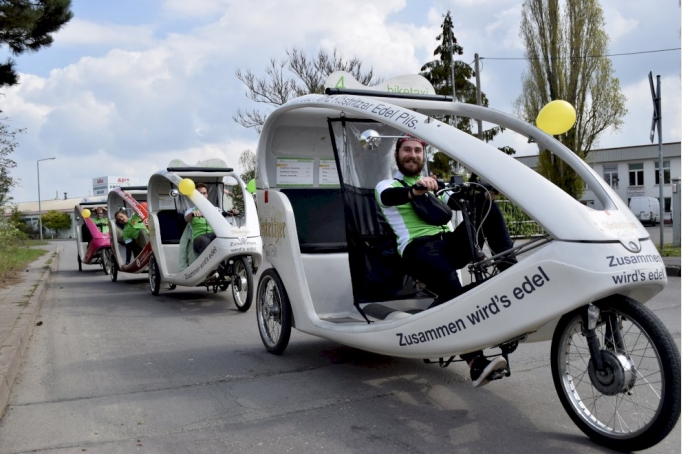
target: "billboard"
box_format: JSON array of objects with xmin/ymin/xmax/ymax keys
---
[{"xmin": 92, "ymin": 176, "xmax": 131, "ymax": 196}]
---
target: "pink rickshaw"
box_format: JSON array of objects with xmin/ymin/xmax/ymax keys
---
[{"xmin": 74, "ymin": 202, "xmax": 111, "ymax": 273}]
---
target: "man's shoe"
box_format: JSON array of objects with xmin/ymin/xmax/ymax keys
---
[{"xmin": 469, "ymin": 355, "xmax": 507, "ymax": 388}]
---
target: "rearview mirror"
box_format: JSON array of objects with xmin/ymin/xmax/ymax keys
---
[
  {"xmin": 359, "ymin": 130, "xmax": 412, "ymax": 151},
  {"xmin": 359, "ymin": 129, "xmax": 381, "ymax": 150},
  {"xmin": 169, "ymin": 189, "xmax": 180, "ymax": 198}
]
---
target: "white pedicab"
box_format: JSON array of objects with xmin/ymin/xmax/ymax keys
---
[
  {"xmin": 253, "ymin": 74, "xmax": 680, "ymax": 451},
  {"xmin": 105, "ymin": 185, "xmax": 151, "ymax": 282},
  {"xmin": 146, "ymin": 159, "xmax": 262, "ymax": 311}
]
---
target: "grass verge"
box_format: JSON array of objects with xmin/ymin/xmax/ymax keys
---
[
  {"xmin": 657, "ymin": 244, "xmax": 681, "ymax": 257},
  {"xmin": 0, "ymin": 240, "xmax": 49, "ymax": 281}
]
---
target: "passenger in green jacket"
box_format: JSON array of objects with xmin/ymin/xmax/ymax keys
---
[
  {"xmin": 115, "ymin": 210, "xmax": 149, "ymax": 263},
  {"xmin": 93, "ymin": 207, "xmax": 108, "ymax": 233}
]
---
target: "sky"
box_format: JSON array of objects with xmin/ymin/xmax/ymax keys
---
[{"xmin": 3, "ymin": 0, "xmax": 680, "ymax": 203}]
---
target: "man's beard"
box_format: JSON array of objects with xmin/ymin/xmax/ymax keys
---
[{"xmin": 396, "ymin": 156, "xmax": 424, "ymax": 177}]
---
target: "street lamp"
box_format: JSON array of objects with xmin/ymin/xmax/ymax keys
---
[{"xmin": 37, "ymin": 157, "xmax": 56, "ymax": 241}]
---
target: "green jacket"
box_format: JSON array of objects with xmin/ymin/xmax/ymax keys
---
[
  {"xmin": 93, "ymin": 217, "xmax": 109, "ymax": 233},
  {"xmin": 123, "ymin": 214, "xmax": 148, "ymax": 243},
  {"xmin": 188, "ymin": 208, "xmax": 214, "ymax": 240}
]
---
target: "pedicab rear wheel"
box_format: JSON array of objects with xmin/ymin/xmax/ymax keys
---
[
  {"xmin": 149, "ymin": 255, "xmax": 161, "ymax": 296},
  {"xmin": 110, "ymin": 253, "xmax": 118, "ymax": 282},
  {"xmin": 551, "ymin": 295, "xmax": 681, "ymax": 451},
  {"xmin": 256, "ymin": 269, "xmax": 292, "ymax": 355},
  {"xmin": 231, "ymin": 257, "xmax": 253, "ymax": 312}
]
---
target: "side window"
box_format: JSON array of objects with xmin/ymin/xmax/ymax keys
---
[
  {"xmin": 603, "ymin": 164, "xmax": 619, "ymax": 189},
  {"xmin": 655, "ymin": 161, "xmax": 671, "ymax": 185},
  {"xmin": 628, "ymin": 163, "xmax": 644, "ymax": 186}
]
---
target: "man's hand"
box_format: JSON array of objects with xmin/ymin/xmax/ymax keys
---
[{"xmin": 412, "ymin": 176, "xmax": 438, "ymax": 196}]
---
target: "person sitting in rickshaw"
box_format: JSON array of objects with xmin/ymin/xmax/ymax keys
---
[
  {"xmin": 184, "ymin": 183, "xmax": 239, "ymax": 254},
  {"xmin": 93, "ymin": 207, "xmax": 108, "ymax": 233},
  {"xmin": 115, "ymin": 209, "xmax": 149, "ymax": 264},
  {"xmin": 375, "ymin": 134, "xmax": 516, "ymax": 388}
]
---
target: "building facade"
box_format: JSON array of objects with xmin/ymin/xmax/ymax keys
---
[
  {"xmin": 3, "ymin": 196, "xmax": 106, "ymax": 239},
  {"xmin": 515, "ymin": 142, "xmax": 681, "ymax": 221}
]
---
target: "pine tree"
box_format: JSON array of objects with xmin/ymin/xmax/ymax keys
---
[
  {"xmin": 420, "ymin": 11, "xmax": 509, "ymax": 179},
  {"xmin": 0, "ymin": 0, "xmax": 73, "ymax": 88}
]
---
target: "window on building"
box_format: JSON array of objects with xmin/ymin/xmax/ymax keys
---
[
  {"xmin": 603, "ymin": 165, "xmax": 619, "ymax": 189},
  {"xmin": 654, "ymin": 161, "xmax": 671, "ymax": 185},
  {"xmin": 664, "ymin": 197, "xmax": 671, "ymax": 213},
  {"xmin": 629, "ymin": 163, "xmax": 644, "ymax": 186}
]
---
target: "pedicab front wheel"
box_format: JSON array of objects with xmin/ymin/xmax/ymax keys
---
[
  {"xmin": 551, "ymin": 295, "xmax": 681, "ymax": 452},
  {"xmin": 149, "ymin": 255, "xmax": 161, "ymax": 296},
  {"xmin": 256, "ymin": 269, "xmax": 292, "ymax": 355},
  {"xmin": 231, "ymin": 257, "xmax": 253, "ymax": 312}
]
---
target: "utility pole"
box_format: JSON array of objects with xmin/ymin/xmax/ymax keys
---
[
  {"xmin": 449, "ymin": 29, "xmax": 457, "ymax": 126},
  {"xmin": 648, "ymin": 72, "xmax": 665, "ymax": 249},
  {"xmin": 474, "ymin": 53, "xmax": 483, "ymax": 140}
]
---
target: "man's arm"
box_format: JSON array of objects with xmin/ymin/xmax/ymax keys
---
[
  {"xmin": 379, "ymin": 186, "xmax": 413, "ymax": 207},
  {"xmin": 376, "ymin": 176, "xmax": 439, "ymax": 207},
  {"xmin": 184, "ymin": 206, "xmax": 197, "ymax": 223}
]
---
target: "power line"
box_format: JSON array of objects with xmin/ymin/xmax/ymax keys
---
[{"xmin": 481, "ymin": 47, "xmax": 681, "ymax": 61}]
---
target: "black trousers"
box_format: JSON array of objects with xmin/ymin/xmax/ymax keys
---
[
  {"xmin": 402, "ymin": 195, "xmax": 514, "ymax": 304},
  {"xmin": 194, "ymin": 233, "xmax": 217, "ymax": 254}
]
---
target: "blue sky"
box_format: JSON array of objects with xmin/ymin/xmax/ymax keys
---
[{"xmin": 4, "ymin": 0, "xmax": 680, "ymax": 203}]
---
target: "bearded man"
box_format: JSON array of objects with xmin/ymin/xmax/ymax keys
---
[{"xmin": 374, "ymin": 134, "xmax": 516, "ymax": 388}]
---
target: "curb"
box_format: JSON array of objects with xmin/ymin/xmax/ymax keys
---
[{"xmin": 0, "ymin": 245, "xmax": 61, "ymax": 419}]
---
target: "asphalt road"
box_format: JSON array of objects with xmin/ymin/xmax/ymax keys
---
[{"xmin": 0, "ymin": 242, "xmax": 679, "ymax": 453}]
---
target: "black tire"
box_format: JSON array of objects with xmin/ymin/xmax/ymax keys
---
[
  {"xmin": 102, "ymin": 249, "xmax": 111, "ymax": 275},
  {"xmin": 110, "ymin": 256, "xmax": 118, "ymax": 282},
  {"xmin": 551, "ymin": 295, "xmax": 681, "ymax": 451},
  {"xmin": 77, "ymin": 254, "xmax": 82, "ymax": 271},
  {"xmin": 256, "ymin": 269, "xmax": 292, "ymax": 355},
  {"xmin": 231, "ymin": 257, "xmax": 254, "ymax": 312},
  {"xmin": 149, "ymin": 255, "xmax": 161, "ymax": 296}
]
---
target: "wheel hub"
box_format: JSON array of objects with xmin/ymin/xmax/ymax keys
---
[
  {"xmin": 234, "ymin": 275, "xmax": 247, "ymax": 292},
  {"xmin": 266, "ymin": 302, "xmax": 281, "ymax": 319},
  {"xmin": 588, "ymin": 350, "xmax": 637, "ymax": 395}
]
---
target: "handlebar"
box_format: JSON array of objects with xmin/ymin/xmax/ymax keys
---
[{"xmin": 413, "ymin": 180, "xmax": 497, "ymax": 197}]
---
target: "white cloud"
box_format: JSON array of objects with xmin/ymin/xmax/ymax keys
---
[
  {"xmin": 53, "ymin": 18, "xmax": 156, "ymax": 48},
  {"xmin": 162, "ymin": 0, "xmax": 229, "ymax": 18},
  {"xmin": 4, "ymin": 0, "xmax": 680, "ymax": 203},
  {"xmin": 600, "ymin": 75, "xmax": 681, "ymax": 148},
  {"xmin": 602, "ymin": 5, "xmax": 639, "ymax": 44}
]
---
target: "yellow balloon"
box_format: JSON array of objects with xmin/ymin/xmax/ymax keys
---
[
  {"xmin": 178, "ymin": 178, "xmax": 195, "ymax": 196},
  {"xmin": 536, "ymin": 100, "xmax": 576, "ymax": 135},
  {"xmin": 82, "ymin": 208, "xmax": 91, "ymax": 218}
]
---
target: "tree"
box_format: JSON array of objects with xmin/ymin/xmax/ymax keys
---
[
  {"xmin": 420, "ymin": 11, "xmax": 511, "ymax": 180},
  {"xmin": 238, "ymin": 149, "xmax": 256, "ymax": 183},
  {"xmin": 228, "ymin": 149, "xmax": 257, "ymax": 213},
  {"xmin": 7, "ymin": 206, "xmax": 32, "ymax": 235},
  {"xmin": 0, "ymin": 0, "xmax": 73, "ymax": 88},
  {"xmin": 41, "ymin": 209, "xmax": 70, "ymax": 232},
  {"xmin": 515, "ymin": 0, "xmax": 627, "ymax": 199},
  {"xmin": 420, "ymin": 11, "xmax": 504, "ymax": 141},
  {"xmin": 234, "ymin": 47, "xmax": 381, "ymax": 133},
  {"xmin": 0, "ymin": 118, "xmax": 23, "ymax": 208}
]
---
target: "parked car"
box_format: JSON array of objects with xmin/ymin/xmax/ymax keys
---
[{"xmin": 629, "ymin": 196, "xmax": 661, "ymax": 226}]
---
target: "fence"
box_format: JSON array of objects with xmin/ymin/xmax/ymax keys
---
[{"xmin": 496, "ymin": 199, "xmax": 545, "ymax": 239}]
